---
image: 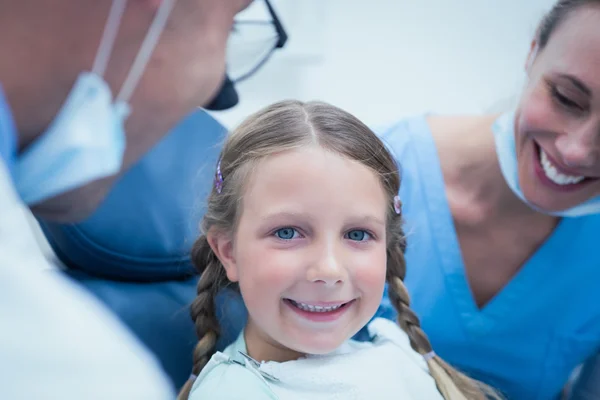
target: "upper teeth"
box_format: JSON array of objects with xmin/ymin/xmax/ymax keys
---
[
  {"xmin": 291, "ymin": 300, "xmax": 343, "ymax": 313},
  {"xmin": 540, "ymin": 148, "xmax": 585, "ymax": 185}
]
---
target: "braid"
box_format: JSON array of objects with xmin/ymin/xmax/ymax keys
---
[
  {"xmin": 178, "ymin": 235, "xmax": 230, "ymax": 400},
  {"xmin": 387, "ymin": 214, "xmax": 501, "ymax": 400}
]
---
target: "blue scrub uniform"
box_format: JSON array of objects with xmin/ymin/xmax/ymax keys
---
[
  {"xmin": 375, "ymin": 116, "xmax": 600, "ymax": 400},
  {"xmin": 0, "ymin": 86, "xmax": 16, "ymax": 167}
]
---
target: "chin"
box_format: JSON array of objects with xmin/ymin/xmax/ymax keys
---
[
  {"xmin": 30, "ymin": 180, "xmax": 111, "ymax": 223},
  {"xmin": 522, "ymin": 188, "xmax": 598, "ymax": 214},
  {"xmin": 285, "ymin": 331, "xmax": 350, "ymax": 356},
  {"xmin": 292, "ymin": 341, "xmax": 342, "ymax": 356},
  {"xmin": 520, "ymin": 188, "xmax": 571, "ymax": 213}
]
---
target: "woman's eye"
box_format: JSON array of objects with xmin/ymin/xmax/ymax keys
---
[
  {"xmin": 274, "ymin": 227, "xmax": 299, "ymax": 240},
  {"xmin": 345, "ymin": 230, "xmax": 371, "ymax": 242},
  {"xmin": 551, "ymin": 86, "xmax": 583, "ymax": 110}
]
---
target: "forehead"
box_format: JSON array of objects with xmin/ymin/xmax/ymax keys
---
[
  {"xmin": 540, "ymin": 5, "xmax": 600, "ymax": 84},
  {"xmin": 242, "ymin": 146, "xmax": 387, "ymax": 217}
]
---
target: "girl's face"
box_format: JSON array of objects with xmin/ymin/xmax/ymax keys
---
[
  {"xmin": 514, "ymin": 4, "xmax": 600, "ymax": 212},
  {"xmin": 215, "ymin": 146, "xmax": 389, "ymax": 362}
]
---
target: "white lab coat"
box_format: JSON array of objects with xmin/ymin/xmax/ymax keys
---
[{"xmin": 0, "ymin": 159, "xmax": 175, "ymax": 399}]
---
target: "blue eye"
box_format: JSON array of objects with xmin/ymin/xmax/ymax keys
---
[
  {"xmin": 274, "ymin": 227, "xmax": 298, "ymax": 240},
  {"xmin": 345, "ymin": 230, "xmax": 370, "ymax": 241}
]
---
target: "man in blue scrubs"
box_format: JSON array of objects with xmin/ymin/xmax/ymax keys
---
[{"xmin": 0, "ymin": 0, "xmax": 252, "ymax": 398}]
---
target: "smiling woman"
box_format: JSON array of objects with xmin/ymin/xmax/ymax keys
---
[
  {"xmin": 372, "ymin": 0, "xmax": 600, "ymax": 399},
  {"xmin": 509, "ymin": 1, "xmax": 600, "ymax": 214}
]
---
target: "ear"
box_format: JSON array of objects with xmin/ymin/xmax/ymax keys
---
[
  {"xmin": 207, "ymin": 229, "xmax": 239, "ymax": 282},
  {"xmin": 525, "ymin": 40, "xmax": 539, "ymax": 73}
]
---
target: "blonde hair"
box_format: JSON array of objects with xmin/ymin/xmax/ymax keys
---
[{"xmin": 179, "ymin": 100, "xmax": 501, "ymax": 400}]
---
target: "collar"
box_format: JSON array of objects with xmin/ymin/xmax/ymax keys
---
[{"xmin": 223, "ymin": 330, "xmax": 249, "ymax": 362}]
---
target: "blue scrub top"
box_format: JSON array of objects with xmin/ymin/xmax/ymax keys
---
[
  {"xmin": 374, "ymin": 116, "xmax": 600, "ymax": 400},
  {"xmin": 0, "ymin": 86, "xmax": 17, "ymax": 169}
]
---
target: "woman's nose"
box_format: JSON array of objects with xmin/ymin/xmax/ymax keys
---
[{"xmin": 555, "ymin": 122, "xmax": 600, "ymax": 169}]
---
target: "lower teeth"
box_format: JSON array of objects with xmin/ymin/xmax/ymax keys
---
[{"xmin": 290, "ymin": 300, "xmax": 344, "ymax": 313}]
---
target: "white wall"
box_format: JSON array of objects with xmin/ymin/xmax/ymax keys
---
[
  {"xmin": 210, "ymin": 0, "xmax": 556, "ymax": 130},
  {"xmin": 33, "ymin": 0, "xmax": 558, "ymax": 264}
]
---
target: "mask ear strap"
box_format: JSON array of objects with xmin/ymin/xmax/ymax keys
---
[
  {"xmin": 116, "ymin": 0, "xmax": 177, "ymax": 103},
  {"xmin": 92, "ymin": 0, "xmax": 128, "ymax": 78}
]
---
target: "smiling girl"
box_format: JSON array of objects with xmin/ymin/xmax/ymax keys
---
[{"xmin": 178, "ymin": 100, "xmax": 499, "ymax": 400}]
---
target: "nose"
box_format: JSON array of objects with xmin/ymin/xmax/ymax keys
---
[
  {"xmin": 555, "ymin": 121, "xmax": 600, "ymax": 169},
  {"xmin": 307, "ymin": 239, "xmax": 347, "ymax": 287}
]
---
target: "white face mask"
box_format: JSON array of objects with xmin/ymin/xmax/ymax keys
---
[
  {"xmin": 492, "ymin": 111, "xmax": 600, "ymax": 217},
  {"xmin": 13, "ymin": 0, "xmax": 177, "ymax": 205}
]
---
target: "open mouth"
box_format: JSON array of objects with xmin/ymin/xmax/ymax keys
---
[
  {"xmin": 533, "ymin": 142, "xmax": 596, "ymax": 191},
  {"xmin": 285, "ymin": 299, "xmax": 353, "ymax": 313},
  {"xmin": 283, "ymin": 298, "xmax": 356, "ymax": 323}
]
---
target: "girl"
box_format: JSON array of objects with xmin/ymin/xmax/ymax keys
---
[{"xmin": 178, "ymin": 100, "xmax": 499, "ymax": 399}]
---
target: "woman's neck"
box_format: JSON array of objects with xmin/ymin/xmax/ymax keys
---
[{"xmin": 428, "ymin": 114, "xmax": 544, "ymax": 223}]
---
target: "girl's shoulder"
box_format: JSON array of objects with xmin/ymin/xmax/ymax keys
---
[
  {"xmin": 367, "ymin": 317, "xmax": 429, "ymax": 371},
  {"xmin": 189, "ymin": 352, "xmax": 279, "ymax": 400}
]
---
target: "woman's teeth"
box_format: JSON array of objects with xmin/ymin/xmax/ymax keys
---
[
  {"xmin": 289, "ymin": 300, "xmax": 344, "ymax": 313},
  {"xmin": 540, "ymin": 148, "xmax": 585, "ymax": 185}
]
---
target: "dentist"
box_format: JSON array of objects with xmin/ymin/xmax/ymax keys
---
[{"xmin": 0, "ymin": 0, "xmax": 251, "ymax": 398}]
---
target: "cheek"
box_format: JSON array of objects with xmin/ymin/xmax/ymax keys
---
[
  {"xmin": 144, "ymin": 19, "xmax": 230, "ymax": 109},
  {"xmin": 184, "ymin": 45, "xmax": 227, "ymax": 102},
  {"xmin": 517, "ymin": 84, "xmax": 563, "ymax": 140},
  {"xmin": 352, "ymin": 246, "xmax": 387, "ymax": 301},
  {"xmin": 236, "ymin": 242, "xmax": 299, "ymax": 300}
]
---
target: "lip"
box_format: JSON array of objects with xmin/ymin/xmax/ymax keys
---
[
  {"xmin": 283, "ymin": 298, "xmax": 356, "ymax": 323},
  {"xmin": 532, "ymin": 141, "xmax": 595, "ymax": 192},
  {"xmin": 286, "ymin": 300, "xmax": 351, "ymax": 307}
]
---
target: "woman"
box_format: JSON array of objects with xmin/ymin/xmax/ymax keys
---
[{"xmin": 375, "ymin": 1, "xmax": 600, "ymax": 399}]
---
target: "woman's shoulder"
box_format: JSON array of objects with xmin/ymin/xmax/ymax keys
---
[
  {"xmin": 375, "ymin": 111, "xmax": 474, "ymax": 131},
  {"xmin": 189, "ymin": 352, "xmax": 279, "ymax": 400},
  {"xmin": 376, "ymin": 113, "xmax": 493, "ymax": 140},
  {"xmin": 373, "ymin": 114, "xmax": 484, "ymax": 163},
  {"xmin": 373, "ymin": 115, "xmax": 429, "ymax": 154}
]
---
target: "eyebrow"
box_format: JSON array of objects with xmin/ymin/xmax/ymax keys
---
[
  {"xmin": 260, "ymin": 211, "xmax": 385, "ymax": 227},
  {"xmin": 261, "ymin": 211, "xmax": 313, "ymax": 222},
  {"xmin": 557, "ymin": 73, "xmax": 592, "ymax": 96},
  {"xmin": 352, "ymin": 215, "xmax": 386, "ymax": 227}
]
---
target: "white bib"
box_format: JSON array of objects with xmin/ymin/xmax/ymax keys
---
[{"xmin": 200, "ymin": 318, "xmax": 444, "ymax": 400}]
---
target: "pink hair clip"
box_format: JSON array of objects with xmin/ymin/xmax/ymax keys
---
[{"xmin": 393, "ymin": 195, "xmax": 401, "ymax": 215}]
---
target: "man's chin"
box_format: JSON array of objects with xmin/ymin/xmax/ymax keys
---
[{"xmin": 29, "ymin": 176, "xmax": 114, "ymax": 223}]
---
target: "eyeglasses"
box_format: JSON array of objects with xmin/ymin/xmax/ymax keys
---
[{"xmin": 226, "ymin": 0, "xmax": 288, "ymax": 83}]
